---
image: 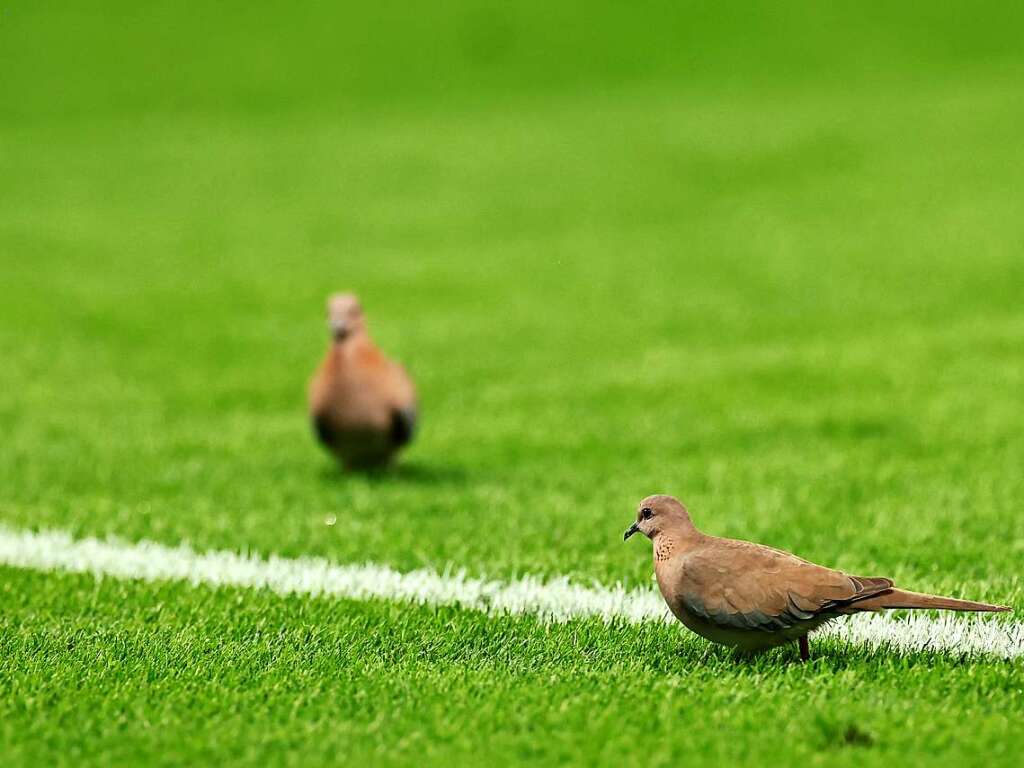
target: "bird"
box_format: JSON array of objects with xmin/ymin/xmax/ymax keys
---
[
  {"xmin": 624, "ymin": 494, "xmax": 1010, "ymax": 661},
  {"xmin": 308, "ymin": 292, "xmax": 417, "ymax": 469}
]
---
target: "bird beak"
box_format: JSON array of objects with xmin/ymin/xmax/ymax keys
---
[{"xmin": 623, "ymin": 522, "xmax": 640, "ymax": 541}]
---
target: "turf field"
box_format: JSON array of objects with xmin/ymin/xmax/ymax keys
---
[{"xmin": 2, "ymin": 2, "xmax": 1023, "ymax": 765}]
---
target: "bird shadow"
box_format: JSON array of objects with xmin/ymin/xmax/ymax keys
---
[
  {"xmin": 316, "ymin": 460, "xmax": 470, "ymax": 487},
  {"xmin": 678, "ymin": 639, "xmax": 1014, "ymax": 673}
]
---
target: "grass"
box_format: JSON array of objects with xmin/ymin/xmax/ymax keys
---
[
  {"xmin": 2, "ymin": 569, "xmax": 1021, "ymax": 767},
  {"xmin": 2, "ymin": 1, "xmax": 1023, "ymax": 765}
]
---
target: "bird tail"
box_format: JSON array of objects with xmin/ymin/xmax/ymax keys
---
[{"xmin": 853, "ymin": 588, "xmax": 1010, "ymax": 613}]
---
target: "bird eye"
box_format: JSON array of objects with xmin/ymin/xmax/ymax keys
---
[{"xmin": 641, "ymin": 507, "xmax": 653, "ymax": 520}]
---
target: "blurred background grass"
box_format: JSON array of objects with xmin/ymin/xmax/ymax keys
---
[
  {"xmin": 1, "ymin": 1, "xmax": 1023, "ymax": 596},
  {"xmin": 4, "ymin": 2, "xmax": 1024, "ymax": 118}
]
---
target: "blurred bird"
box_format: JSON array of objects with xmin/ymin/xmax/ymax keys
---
[
  {"xmin": 308, "ymin": 293, "xmax": 417, "ymax": 469},
  {"xmin": 624, "ymin": 495, "xmax": 1010, "ymax": 660}
]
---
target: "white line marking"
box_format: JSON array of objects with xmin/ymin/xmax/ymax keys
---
[{"xmin": 0, "ymin": 525, "xmax": 1019, "ymax": 658}]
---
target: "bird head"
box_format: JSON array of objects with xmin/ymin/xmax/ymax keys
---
[
  {"xmin": 624, "ymin": 494, "xmax": 693, "ymax": 541},
  {"xmin": 326, "ymin": 293, "xmax": 366, "ymax": 341}
]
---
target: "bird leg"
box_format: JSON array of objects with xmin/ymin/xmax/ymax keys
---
[{"xmin": 798, "ymin": 635, "xmax": 810, "ymax": 662}]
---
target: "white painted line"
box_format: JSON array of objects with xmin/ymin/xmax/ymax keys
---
[{"xmin": 0, "ymin": 525, "xmax": 1019, "ymax": 658}]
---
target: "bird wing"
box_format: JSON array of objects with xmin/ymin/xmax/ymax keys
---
[
  {"xmin": 386, "ymin": 359, "xmax": 417, "ymax": 410},
  {"xmin": 678, "ymin": 538, "xmax": 892, "ymax": 632},
  {"xmin": 308, "ymin": 350, "xmax": 337, "ymax": 417},
  {"xmin": 352, "ymin": 343, "xmax": 416, "ymax": 409}
]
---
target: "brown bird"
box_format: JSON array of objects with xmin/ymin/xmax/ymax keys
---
[
  {"xmin": 624, "ymin": 494, "xmax": 1010, "ymax": 660},
  {"xmin": 308, "ymin": 293, "xmax": 417, "ymax": 469}
]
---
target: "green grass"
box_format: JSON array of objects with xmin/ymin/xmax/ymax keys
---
[
  {"xmin": 2, "ymin": 569, "xmax": 1021, "ymax": 767},
  {"xmin": 2, "ymin": 1, "xmax": 1023, "ymax": 765}
]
